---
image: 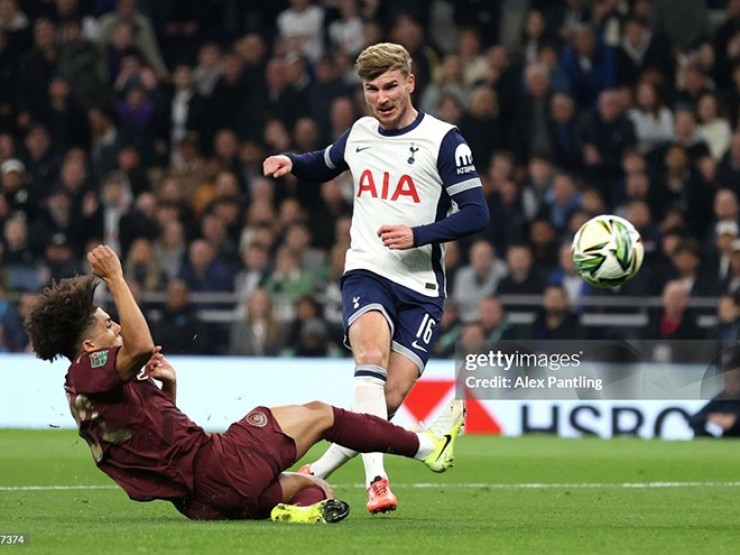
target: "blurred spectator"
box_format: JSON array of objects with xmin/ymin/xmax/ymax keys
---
[
  {"xmin": 17, "ymin": 18, "xmax": 57, "ymax": 126},
  {"xmin": 616, "ymin": 15, "xmax": 674, "ymax": 89},
  {"xmin": 161, "ymin": 63, "xmax": 207, "ymax": 163},
  {"xmin": 152, "ymin": 218, "xmax": 185, "ymax": 281},
  {"xmin": 529, "ymin": 218, "xmax": 560, "ymax": 274},
  {"xmin": 718, "ymin": 133, "xmax": 740, "ymax": 195},
  {"xmin": 528, "ymin": 284, "xmax": 585, "ymax": 340},
  {"xmin": 98, "ymin": 0, "xmax": 168, "ymax": 78},
  {"xmin": 13, "ymin": 290, "xmax": 37, "ymax": 352},
  {"xmin": 99, "ymin": 170, "xmax": 132, "ymax": 255},
  {"xmin": 451, "ymin": 239, "xmax": 508, "ymax": 323},
  {"xmin": 150, "ymin": 278, "xmax": 211, "ymax": 354},
  {"xmin": 456, "ymin": 27, "xmax": 489, "ymax": 88},
  {"xmin": 0, "ymin": 283, "xmax": 24, "ymax": 351},
  {"xmin": 389, "ymin": 14, "xmax": 436, "ymax": 96},
  {"xmin": 118, "ymin": 190, "xmax": 159, "ymax": 257},
  {"xmin": 58, "ymin": 18, "xmax": 109, "ymax": 109},
  {"xmin": 283, "ymin": 222, "xmax": 325, "ymax": 275},
  {"xmin": 43, "ymin": 232, "xmax": 83, "ymax": 283},
  {"xmin": 178, "ymin": 238, "xmax": 233, "ymax": 293},
  {"xmin": 192, "ymin": 42, "xmax": 222, "ymax": 98},
  {"xmin": 87, "ymin": 106, "xmax": 122, "ymax": 181},
  {"xmin": 457, "ymin": 321, "xmax": 488, "ymax": 356},
  {"xmin": 309, "ymin": 178, "xmax": 352, "ymax": 250},
  {"xmin": 229, "ymin": 287, "xmax": 283, "ymax": 356},
  {"xmin": 282, "ymin": 294, "xmax": 323, "ymax": 347},
  {"xmin": 265, "ymin": 245, "xmax": 316, "ymax": 301},
  {"xmin": 276, "ymin": 0, "xmax": 325, "ymax": 64},
  {"xmin": 497, "ymin": 244, "xmax": 544, "ymax": 296},
  {"xmin": 706, "ymin": 220, "xmax": 739, "ymax": 285},
  {"xmin": 726, "ymin": 239, "xmax": 740, "ymax": 295},
  {"xmin": 294, "ymin": 317, "xmax": 335, "ymax": 357},
  {"xmin": 103, "ymin": 22, "xmax": 140, "ymax": 83},
  {"xmin": 548, "ymin": 241, "xmax": 591, "ymax": 309},
  {"xmin": 548, "ymin": 92, "xmax": 582, "ymax": 171},
  {"xmin": 328, "ymin": 0, "xmax": 365, "ymax": 57},
  {"xmin": 459, "ymin": 85, "xmax": 501, "ymax": 172},
  {"xmin": 689, "ymin": 358, "xmax": 740, "ymax": 438},
  {"xmin": 714, "ymin": 0, "xmax": 740, "ymax": 90},
  {"xmin": 420, "ymin": 54, "xmax": 469, "ymax": 117},
  {"xmin": 668, "ymin": 239, "xmax": 721, "ymax": 297},
  {"xmin": 714, "ymin": 291, "xmax": 740, "ymax": 343},
  {"xmin": 478, "ymin": 296, "xmax": 517, "ymax": 343},
  {"xmin": 651, "ymin": 0, "xmax": 708, "ymax": 51},
  {"xmin": 540, "ymin": 172, "xmax": 582, "ymax": 234},
  {"xmin": 521, "ymin": 154, "xmax": 556, "ymax": 221},
  {"xmin": 123, "ymin": 237, "xmax": 163, "ymax": 293},
  {"xmin": 628, "ymin": 80, "xmax": 674, "ymax": 154},
  {"xmin": 207, "ymin": 51, "xmax": 247, "ymax": 139},
  {"xmin": 0, "ymin": 0, "xmax": 31, "ymax": 61},
  {"xmin": 234, "ymin": 242, "xmax": 271, "ymax": 304},
  {"xmin": 519, "ymin": 9, "xmax": 552, "ymax": 66},
  {"xmin": 485, "ymin": 178, "xmax": 527, "ymax": 253},
  {"xmin": 644, "ymin": 279, "xmax": 704, "ymax": 339},
  {"xmin": 696, "ymin": 91, "xmax": 732, "ymax": 161},
  {"xmin": 512, "ymin": 63, "xmax": 553, "ymax": 164},
  {"xmin": 666, "ymin": 107, "xmax": 711, "ymax": 166},
  {"xmin": 577, "ymin": 89, "xmax": 637, "ymax": 195},
  {"xmin": 1, "ymin": 158, "xmax": 34, "ymax": 220},
  {"xmin": 21, "ymin": 124, "xmax": 59, "ymax": 200},
  {"xmin": 200, "ymin": 211, "xmax": 239, "ymax": 272},
  {"xmin": 561, "ymin": 24, "xmax": 616, "ymax": 109},
  {"xmin": 1, "ymin": 213, "xmax": 34, "ymax": 266}
]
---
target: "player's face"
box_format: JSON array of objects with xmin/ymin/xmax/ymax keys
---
[
  {"xmin": 362, "ymin": 68, "xmax": 416, "ymax": 130},
  {"xmin": 83, "ymin": 307, "xmax": 123, "ymax": 352}
]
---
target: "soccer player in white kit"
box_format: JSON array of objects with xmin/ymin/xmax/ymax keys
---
[{"xmin": 263, "ymin": 43, "xmax": 489, "ymax": 514}]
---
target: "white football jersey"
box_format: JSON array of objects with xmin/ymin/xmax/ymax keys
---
[{"xmin": 322, "ymin": 112, "xmax": 482, "ymax": 297}]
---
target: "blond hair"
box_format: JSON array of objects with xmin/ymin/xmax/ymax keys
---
[{"xmin": 355, "ymin": 42, "xmax": 412, "ymax": 81}]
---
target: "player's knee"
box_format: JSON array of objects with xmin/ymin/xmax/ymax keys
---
[
  {"xmin": 354, "ymin": 347, "xmax": 388, "ymax": 368},
  {"xmin": 303, "ymin": 401, "xmax": 334, "ymax": 424}
]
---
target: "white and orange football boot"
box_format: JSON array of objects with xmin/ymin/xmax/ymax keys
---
[{"xmin": 366, "ymin": 475, "xmax": 398, "ymax": 514}]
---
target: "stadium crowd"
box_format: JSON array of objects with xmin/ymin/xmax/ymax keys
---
[{"xmin": 1, "ymin": 0, "xmax": 740, "ymax": 356}]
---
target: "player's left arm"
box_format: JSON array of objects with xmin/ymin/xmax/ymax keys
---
[
  {"xmin": 145, "ymin": 346, "xmax": 177, "ymax": 404},
  {"xmin": 409, "ymin": 129, "xmax": 489, "ymax": 248}
]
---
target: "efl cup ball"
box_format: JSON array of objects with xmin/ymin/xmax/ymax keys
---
[{"xmin": 571, "ymin": 214, "xmax": 644, "ymax": 288}]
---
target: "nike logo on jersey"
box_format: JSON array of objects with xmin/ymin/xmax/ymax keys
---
[
  {"xmin": 356, "ymin": 146, "xmax": 371, "ymax": 152},
  {"xmin": 411, "ymin": 340, "xmax": 427, "ymax": 352}
]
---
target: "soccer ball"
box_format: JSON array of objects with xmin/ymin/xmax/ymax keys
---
[{"xmin": 571, "ymin": 214, "xmax": 644, "ymax": 288}]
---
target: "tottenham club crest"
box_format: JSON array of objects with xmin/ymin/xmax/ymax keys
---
[{"xmin": 407, "ymin": 143, "xmax": 419, "ymax": 164}]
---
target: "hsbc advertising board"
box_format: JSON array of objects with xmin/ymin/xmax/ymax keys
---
[{"xmin": 0, "ymin": 355, "xmax": 706, "ymax": 439}]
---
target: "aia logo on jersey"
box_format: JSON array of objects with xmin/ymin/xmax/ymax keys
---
[
  {"xmin": 357, "ymin": 169, "xmax": 420, "ymax": 203},
  {"xmin": 455, "ymin": 144, "xmax": 475, "ymax": 175}
]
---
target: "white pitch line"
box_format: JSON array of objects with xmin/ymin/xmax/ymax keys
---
[{"xmin": 3, "ymin": 481, "xmax": 740, "ymax": 492}]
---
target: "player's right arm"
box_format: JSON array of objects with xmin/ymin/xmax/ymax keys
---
[
  {"xmin": 263, "ymin": 130, "xmax": 351, "ymax": 182},
  {"xmin": 87, "ymin": 245, "xmax": 155, "ymax": 382}
]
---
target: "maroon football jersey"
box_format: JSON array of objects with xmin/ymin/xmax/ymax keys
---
[{"xmin": 64, "ymin": 346, "xmax": 208, "ymax": 502}]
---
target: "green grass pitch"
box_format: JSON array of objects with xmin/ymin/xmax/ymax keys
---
[{"xmin": 2, "ymin": 430, "xmax": 740, "ymax": 554}]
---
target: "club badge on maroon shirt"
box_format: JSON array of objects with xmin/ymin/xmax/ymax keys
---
[
  {"xmin": 89, "ymin": 350, "xmax": 108, "ymax": 368},
  {"xmin": 246, "ymin": 411, "xmax": 268, "ymax": 428}
]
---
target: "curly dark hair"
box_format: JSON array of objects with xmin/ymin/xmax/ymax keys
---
[{"xmin": 24, "ymin": 275, "xmax": 99, "ymax": 362}]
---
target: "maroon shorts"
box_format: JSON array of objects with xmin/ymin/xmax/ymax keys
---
[{"xmin": 179, "ymin": 406, "xmax": 298, "ymax": 520}]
